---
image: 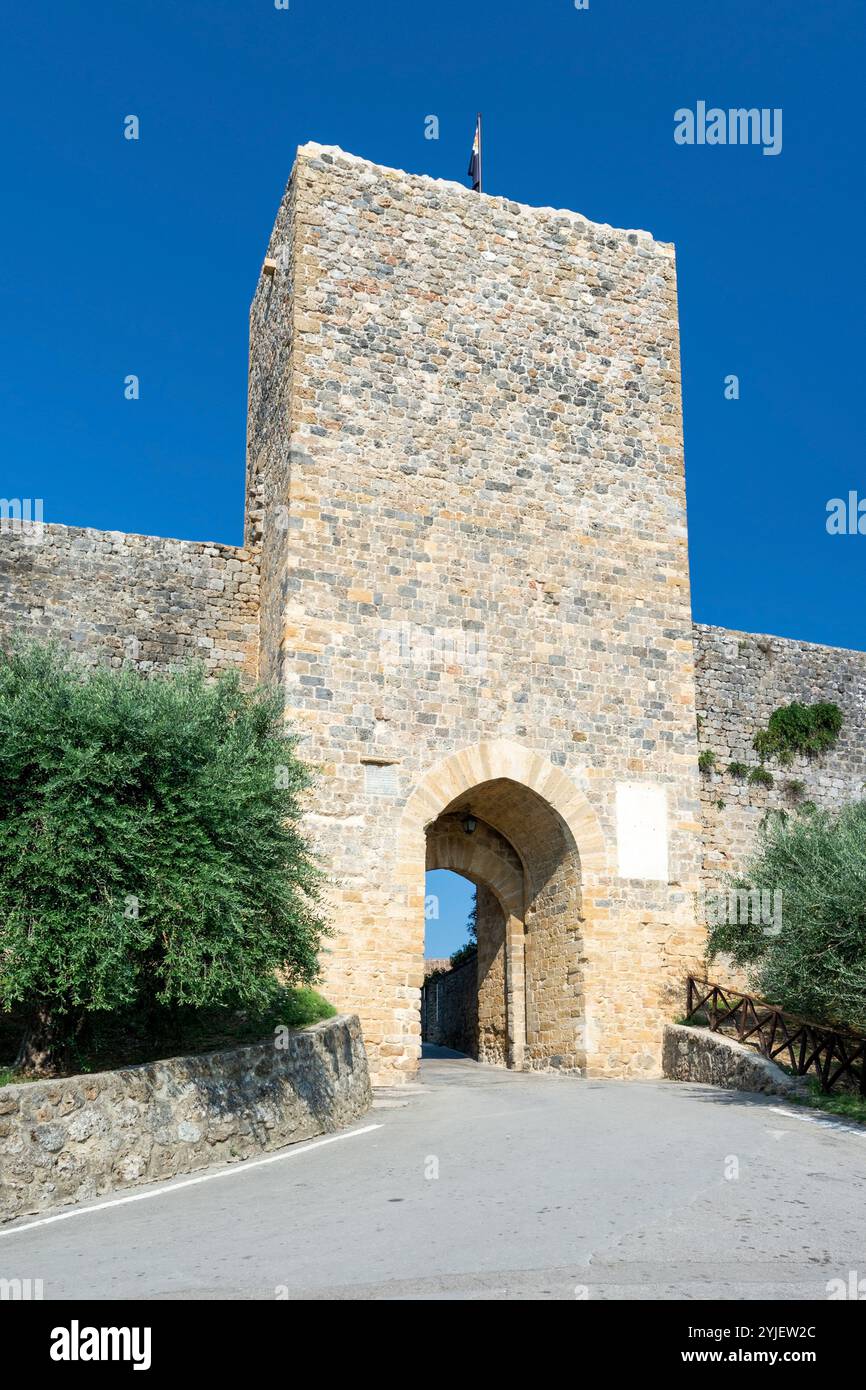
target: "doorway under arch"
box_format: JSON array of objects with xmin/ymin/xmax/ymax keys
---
[
  {"xmin": 391, "ymin": 739, "xmax": 607, "ymax": 1082},
  {"xmin": 418, "ymin": 774, "xmax": 588, "ymax": 1073},
  {"xmin": 422, "ymin": 827, "xmax": 517, "ymax": 1067}
]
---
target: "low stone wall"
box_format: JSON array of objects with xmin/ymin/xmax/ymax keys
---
[
  {"xmin": 0, "ymin": 1015, "xmax": 370, "ymax": 1223},
  {"xmin": 663, "ymin": 1022, "xmax": 809, "ymax": 1099}
]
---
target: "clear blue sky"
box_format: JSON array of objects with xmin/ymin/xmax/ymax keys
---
[
  {"xmin": 426, "ymin": 872, "xmax": 475, "ymax": 959},
  {"xmin": 2, "ymin": 2, "xmax": 862, "ymax": 950}
]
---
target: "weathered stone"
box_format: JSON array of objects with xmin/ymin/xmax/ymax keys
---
[
  {"xmin": 0, "ymin": 1016, "xmax": 370, "ymax": 1223},
  {"xmin": 0, "ymin": 527, "xmax": 259, "ymax": 682},
  {"xmin": 663, "ymin": 1022, "xmax": 810, "ymax": 1099}
]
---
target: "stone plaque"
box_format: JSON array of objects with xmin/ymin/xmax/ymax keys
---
[
  {"xmin": 615, "ymin": 782, "xmax": 669, "ymax": 881},
  {"xmin": 364, "ymin": 762, "xmax": 399, "ymax": 797}
]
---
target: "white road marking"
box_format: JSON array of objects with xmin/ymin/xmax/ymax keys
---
[
  {"xmin": 0, "ymin": 1124, "xmax": 382, "ymax": 1239},
  {"xmin": 769, "ymin": 1105, "xmax": 866, "ymax": 1138}
]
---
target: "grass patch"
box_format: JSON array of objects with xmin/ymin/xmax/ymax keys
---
[
  {"xmin": 0, "ymin": 986, "xmax": 337, "ymax": 1086},
  {"xmin": 0, "ymin": 1067, "xmax": 39, "ymax": 1089},
  {"xmin": 672, "ymin": 1020, "xmax": 866, "ymax": 1123},
  {"xmin": 789, "ymin": 1079, "xmax": 866, "ymax": 1127},
  {"xmin": 748, "ymin": 765, "xmax": 774, "ymax": 789}
]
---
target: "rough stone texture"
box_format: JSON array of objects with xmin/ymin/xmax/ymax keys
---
[
  {"xmin": 421, "ymin": 958, "xmax": 478, "ymax": 1057},
  {"xmin": 248, "ymin": 143, "xmax": 706, "ymax": 1086},
  {"xmin": 693, "ymin": 624, "xmax": 866, "ymax": 993},
  {"xmin": 663, "ymin": 1022, "xmax": 810, "ymax": 1099},
  {"xmin": 0, "ymin": 523, "xmax": 259, "ymax": 680},
  {"xmin": 475, "ymin": 886, "xmax": 508, "ymax": 1066},
  {"xmin": 4, "ymin": 142, "xmax": 866, "ymax": 1092},
  {"xmin": 694, "ymin": 623, "xmax": 866, "ymax": 888},
  {"xmin": 0, "ymin": 1015, "xmax": 370, "ymax": 1224}
]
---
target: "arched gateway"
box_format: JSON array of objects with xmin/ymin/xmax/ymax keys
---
[
  {"xmin": 401, "ymin": 741, "xmax": 605, "ymax": 1072},
  {"xmin": 247, "ymin": 144, "xmax": 707, "ymax": 1085}
]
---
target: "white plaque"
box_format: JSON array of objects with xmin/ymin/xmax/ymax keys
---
[
  {"xmin": 615, "ymin": 783, "xmax": 669, "ymax": 881},
  {"xmin": 364, "ymin": 763, "xmax": 399, "ymax": 797}
]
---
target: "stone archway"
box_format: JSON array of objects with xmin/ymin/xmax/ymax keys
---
[
  {"xmin": 425, "ymin": 814, "xmax": 524, "ymax": 1066},
  {"xmin": 401, "ymin": 740, "xmax": 608, "ymax": 1077}
]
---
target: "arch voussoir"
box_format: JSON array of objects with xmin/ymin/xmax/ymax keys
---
[{"xmin": 399, "ymin": 739, "xmax": 608, "ymax": 877}]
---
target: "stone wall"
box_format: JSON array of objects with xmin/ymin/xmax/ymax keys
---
[
  {"xmin": 0, "ymin": 1015, "xmax": 370, "ymax": 1224},
  {"xmin": 693, "ymin": 623, "xmax": 866, "ymax": 890},
  {"xmin": 0, "ymin": 523, "xmax": 259, "ymax": 680},
  {"xmin": 663, "ymin": 1022, "xmax": 808, "ymax": 1099},
  {"xmin": 249, "ymin": 142, "xmax": 705, "ymax": 1085},
  {"xmin": 476, "ymin": 885, "xmax": 508, "ymax": 1066},
  {"xmin": 421, "ymin": 959, "xmax": 478, "ymax": 1057}
]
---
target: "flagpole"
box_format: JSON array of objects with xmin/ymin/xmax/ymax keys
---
[{"xmin": 477, "ymin": 112, "xmax": 483, "ymax": 194}]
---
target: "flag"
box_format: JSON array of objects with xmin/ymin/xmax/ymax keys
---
[{"xmin": 467, "ymin": 114, "xmax": 482, "ymax": 192}]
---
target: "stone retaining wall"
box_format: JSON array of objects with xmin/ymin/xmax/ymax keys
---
[
  {"xmin": 662, "ymin": 1022, "xmax": 808, "ymax": 1098},
  {"xmin": 0, "ymin": 1015, "xmax": 370, "ymax": 1223}
]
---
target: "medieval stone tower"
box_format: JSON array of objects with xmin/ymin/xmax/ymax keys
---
[
  {"xmin": 3, "ymin": 143, "xmax": 863, "ymax": 1088},
  {"xmin": 245, "ymin": 144, "xmax": 706, "ymax": 1085}
]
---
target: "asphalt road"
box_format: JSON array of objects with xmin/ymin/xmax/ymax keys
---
[{"xmin": 3, "ymin": 1046, "xmax": 865, "ymax": 1300}]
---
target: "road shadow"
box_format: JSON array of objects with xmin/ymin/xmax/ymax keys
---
[{"xmin": 421, "ymin": 1043, "xmax": 475, "ymax": 1061}]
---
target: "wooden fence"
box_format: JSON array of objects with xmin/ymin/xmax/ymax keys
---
[{"xmin": 685, "ymin": 978, "xmax": 866, "ymax": 1095}]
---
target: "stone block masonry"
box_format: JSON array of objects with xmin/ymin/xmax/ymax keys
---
[
  {"xmin": 248, "ymin": 143, "xmax": 707, "ymax": 1085},
  {"xmin": 0, "ymin": 523, "xmax": 259, "ymax": 680},
  {"xmin": 4, "ymin": 141, "xmax": 866, "ymax": 1090},
  {"xmin": 0, "ymin": 1015, "xmax": 371, "ymax": 1223},
  {"xmin": 663, "ymin": 1022, "xmax": 809, "ymax": 1100},
  {"xmin": 422, "ymin": 958, "xmax": 478, "ymax": 1058},
  {"xmin": 694, "ymin": 623, "xmax": 866, "ymax": 889}
]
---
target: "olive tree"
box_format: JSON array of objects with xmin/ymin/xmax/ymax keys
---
[{"xmin": 0, "ymin": 643, "xmax": 327, "ymax": 1073}]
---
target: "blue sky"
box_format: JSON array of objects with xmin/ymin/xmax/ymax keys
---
[
  {"xmin": 2, "ymin": 1, "xmax": 861, "ymax": 950},
  {"xmin": 426, "ymin": 871, "xmax": 475, "ymax": 959}
]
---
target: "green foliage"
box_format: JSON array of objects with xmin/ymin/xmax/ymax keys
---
[
  {"xmin": 698, "ymin": 749, "xmax": 716, "ymax": 774},
  {"xmin": 449, "ymin": 942, "xmax": 478, "ymax": 969},
  {"xmin": 792, "ymin": 1079, "xmax": 866, "ymax": 1127},
  {"xmin": 450, "ymin": 887, "xmax": 478, "ymax": 968},
  {"xmin": 276, "ymin": 987, "xmax": 336, "ymax": 1029},
  {"xmin": 0, "ymin": 986, "xmax": 337, "ymax": 1084},
  {"xmin": 0, "ymin": 642, "xmax": 328, "ymax": 1064},
  {"xmin": 753, "ymin": 701, "xmax": 843, "ymax": 765},
  {"xmin": 748, "ymin": 765, "xmax": 774, "ymax": 789},
  {"xmin": 706, "ymin": 801, "xmax": 866, "ymax": 1031},
  {"xmin": 727, "ymin": 761, "xmax": 749, "ymax": 779}
]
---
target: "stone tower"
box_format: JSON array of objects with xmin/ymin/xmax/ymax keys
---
[{"xmin": 246, "ymin": 143, "xmax": 705, "ymax": 1086}]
